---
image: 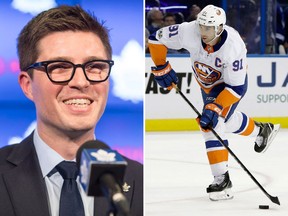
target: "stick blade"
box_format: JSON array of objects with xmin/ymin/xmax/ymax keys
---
[{"xmin": 270, "ymin": 195, "xmax": 280, "ymax": 205}]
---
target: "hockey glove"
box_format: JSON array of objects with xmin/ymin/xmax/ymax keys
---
[
  {"xmin": 199, "ymin": 103, "xmax": 223, "ymax": 130},
  {"xmin": 151, "ymin": 61, "xmax": 178, "ymax": 90}
]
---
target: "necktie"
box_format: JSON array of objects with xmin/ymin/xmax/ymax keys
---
[{"xmin": 56, "ymin": 161, "xmax": 85, "ymax": 216}]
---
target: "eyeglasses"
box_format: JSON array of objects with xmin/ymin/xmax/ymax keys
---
[{"xmin": 24, "ymin": 59, "xmax": 114, "ymax": 83}]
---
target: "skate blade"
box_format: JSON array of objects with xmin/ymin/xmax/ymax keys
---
[
  {"xmin": 209, "ymin": 188, "xmax": 234, "ymax": 201},
  {"xmin": 261, "ymin": 124, "xmax": 280, "ymax": 153}
]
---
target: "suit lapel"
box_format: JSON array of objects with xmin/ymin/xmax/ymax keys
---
[{"xmin": 3, "ymin": 133, "xmax": 50, "ymax": 216}]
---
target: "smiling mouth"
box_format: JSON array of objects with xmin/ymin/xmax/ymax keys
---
[{"xmin": 63, "ymin": 98, "xmax": 92, "ymax": 107}]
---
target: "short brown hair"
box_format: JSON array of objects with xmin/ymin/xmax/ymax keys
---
[{"xmin": 17, "ymin": 5, "xmax": 112, "ymax": 71}]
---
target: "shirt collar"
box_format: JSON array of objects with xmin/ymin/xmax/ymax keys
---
[
  {"xmin": 33, "ymin": 128, "xmax": 65, "ymax": 178},
  {"xmin": 33, "ymin": 128, "xmax": 97, "ymax": 178}
]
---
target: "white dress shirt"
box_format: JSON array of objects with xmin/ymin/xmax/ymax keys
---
[{"xmin": 33, "ymin": 128, "xmax": 94, "ymax": 216}]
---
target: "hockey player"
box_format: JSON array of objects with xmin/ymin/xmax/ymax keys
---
[{"xmin": 148, "ymin": 5, "xmax": 280, "ymax": 201}]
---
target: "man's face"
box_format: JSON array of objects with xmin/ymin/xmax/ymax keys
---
[
  {"xmin": 164, "ymin": 16, "xmax": 176, "ymax": 27},
  {"xmin": 199, "ymin": 24, "xmax": 216, "ymax": 44},
  {"xmin": 20, "ymin": 31, "xmax": 109, "ymax": 136},
  {"xmin": 153, "ymin": 11, "xmax": 164, "ymax": 27}
]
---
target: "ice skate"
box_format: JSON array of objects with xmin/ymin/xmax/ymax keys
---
[
  {"xmin": 254, "ymin": 122, "xmax": 280, "ymax": 153},
  {"xmin": 207, "ymin": 171, "xmax": 233, "ymax": 201}
]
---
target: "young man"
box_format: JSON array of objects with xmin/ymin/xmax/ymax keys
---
[
  {"xmin": 148, "ymin": 5, "xmax": 280, "ymax": 201},
  {"xmin": 0, "ymin": 5, "xmax": 143, "ymax": 216}
]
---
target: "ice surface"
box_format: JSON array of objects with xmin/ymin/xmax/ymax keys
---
[{"xmin": 145, "ymin": 130, "xmax": 288, "ymax": 215}]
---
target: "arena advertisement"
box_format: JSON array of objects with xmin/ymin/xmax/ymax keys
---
[{"xmin": 145, "ymin": 56, "xmax": 288, "ymax": 122}]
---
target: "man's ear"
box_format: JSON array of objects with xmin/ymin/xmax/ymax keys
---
[
  {"xmin": 217, "ymin": 25, "xmax": 223, "ymax": 34},
  {"xmin": 18, "ymin": 72, "xmax": 34, "ymax": 101}
]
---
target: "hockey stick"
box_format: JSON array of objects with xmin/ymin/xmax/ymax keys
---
[{"xmin": 173, "ymin": 84, "xmax": 280, "ymax": 205}]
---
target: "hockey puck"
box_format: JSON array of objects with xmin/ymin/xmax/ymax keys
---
[{"xmin": 259, "ymin": 205, "xmax": 269, "ymax": 209}]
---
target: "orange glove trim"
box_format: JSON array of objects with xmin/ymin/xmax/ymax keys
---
[
  {"xmin": 205, "ymin": 103, "xmax": 222, "ymax": 115},
  {"xmin": 151, "ymin": 62, "xmax": 172, "ymax": 77}
]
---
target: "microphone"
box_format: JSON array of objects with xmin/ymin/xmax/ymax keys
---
[{"xmin": 76, "ymin": 140, "xmax": 130, "ymax": 215}]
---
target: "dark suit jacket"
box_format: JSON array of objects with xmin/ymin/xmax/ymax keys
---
[{"xmin": 0, "ymin": 132, "xmax": 143, "ymax": 216}]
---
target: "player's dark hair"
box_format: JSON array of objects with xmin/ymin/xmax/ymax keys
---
[{"xmin": 17, "ymin": 5, "xmax": 112, "ymax": 71}]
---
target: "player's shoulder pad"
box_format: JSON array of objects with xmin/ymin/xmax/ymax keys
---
[{"xmin": 224, "ymin": 25, "xmax": 247, "ymax": 58}]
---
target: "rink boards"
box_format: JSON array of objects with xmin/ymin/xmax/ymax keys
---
[{"xmin": 145, "ymin": 55, "xmax": 288, "ymax": 131}]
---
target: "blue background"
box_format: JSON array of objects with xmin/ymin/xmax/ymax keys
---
[{"xmin": 0, "ymin": 0, "xmax": 143, "ymax": 163}]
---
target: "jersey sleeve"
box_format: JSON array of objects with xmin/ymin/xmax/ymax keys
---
[{"xmin": 148, "ymin": 24, "xmax": 184, "ymax": 66}]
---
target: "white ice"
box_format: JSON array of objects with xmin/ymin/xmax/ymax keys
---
[{"xmin": 145, "ymin": 129, "xmax": 288, "ymax": 216}]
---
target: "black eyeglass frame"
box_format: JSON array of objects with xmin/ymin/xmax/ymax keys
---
[{"xmin": 24, "ymin": 59, "xmax": 114, "ymax": 83}]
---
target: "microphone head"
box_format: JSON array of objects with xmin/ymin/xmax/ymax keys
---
[
  {"xmin": 76, "ymin": 140, "xmax": 110, "ymax": 168},
  {"xmin": 77, "ymin": 139, "xmax": 127, "ymax": 196}
]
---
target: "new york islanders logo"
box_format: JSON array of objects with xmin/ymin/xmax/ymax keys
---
[{"xmin": 193, "ymin": 61, "xmax": 222, "ymax": 86}]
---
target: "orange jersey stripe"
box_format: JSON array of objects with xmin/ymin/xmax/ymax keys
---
[
  {"xmin": 215, "ymin": 88, "xmax": 240, "ymax": 108},
  {"xmin": 240, "ymin": 117, "xmax": 255, "ymax": 136},
  {"xmin": 148, "ymin": 43, "xmax": 167, "ymax": 66},
  {"xmin": 207, "ymin": 149, "xmax": 228, "ymax": 165},
  {"xmin": 220, "ymin": 106, "xmax": 231, "ymax": 118}
]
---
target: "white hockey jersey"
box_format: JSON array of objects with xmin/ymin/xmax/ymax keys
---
[{"xmin": 148, "ymin": 21, "xmax": 248, "ymax": 108}]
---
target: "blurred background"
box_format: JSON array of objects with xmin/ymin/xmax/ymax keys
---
[
  {"xmin": 0, "ymin": 0, "xmax": 144, "ymax": 163},
  {"xmin": 145, "ymin": 0, "xmax": 288, "ymax": 54}
]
